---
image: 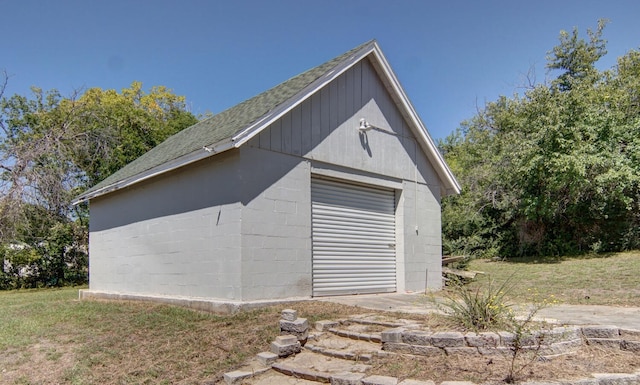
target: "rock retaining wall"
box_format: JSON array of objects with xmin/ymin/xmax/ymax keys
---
[{"xmin": 380, "ymin": 325, "xmax": 640, "ymax": 357}]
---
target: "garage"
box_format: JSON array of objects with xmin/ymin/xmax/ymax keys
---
[
  {"xmin": 311, "ymin": 177, "xmax": 397, "ymax": 296},
  {"xmin": 77, "ymin": 40, "xmax": 460, "ymax": 306}
]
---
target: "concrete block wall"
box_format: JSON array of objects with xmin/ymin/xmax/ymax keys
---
[
  {"xmin": 240, "ymin": 147, "xmax": 313, "ymax": 300},
  {"xmin": 92, "ymin": 204, "xmax": 242, "ymax": 298},
  {"xmin": 400, "ymin": 181, "xmax": 443, "ymax": 292},
  {"xmin": 89, "ymin": 153, "xmax": 245, "ymax": 300}
]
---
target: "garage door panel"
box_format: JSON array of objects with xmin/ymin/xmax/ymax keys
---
[
  {"xmin": 313, "ymin": 210, "xmax": 394, "ymax": 224},
  {"xmin": 312, "ymin": 178, "xmax": 396, "ymax": 297}
]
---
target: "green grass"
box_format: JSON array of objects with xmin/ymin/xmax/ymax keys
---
[
  {"xmin": 0, "ymin": 251, "xmax": 638, "ymax": 384},
  {"xmin": 467, "ymin": 251, "xmax": 640, "ymax": 306},
  {"xmin": 0, "ymin": 287, "xmax": 371, "ymax": 384}
]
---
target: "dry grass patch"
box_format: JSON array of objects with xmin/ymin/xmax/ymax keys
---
[
  {"xmin": 467, "ymin": 251, "xmax": 640, "ymax": 306},
  {"xmin": 0, "ymin": 340, "xmax": 77, "ymax": 385},
  {"xmin": 371, "ymin": 345, "xmax": 640, "ymax": 384},
  {"xmin": 0, "ymin": 289, "xmax": 551, "ymax": 385},
  {"xmin": 0, "ymin": 289, "xmax": 373, "ymax": 385}
]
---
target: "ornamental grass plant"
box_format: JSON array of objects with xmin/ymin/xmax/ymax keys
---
[{"xmin": 440, "ymin": 276, "xmax": 514, "ymax": 331}]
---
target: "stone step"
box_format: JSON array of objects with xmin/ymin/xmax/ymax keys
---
[
  {"xmin": 246, "ymin": 370, "xmax": 321, "ymax": 384},
  {"xmin": 264, "ymin": 350, "xmax": 436, "ymax": 385},
  {"xmin": 327, "ymin": 327, "xmax": 382, "ymax": 343},
  {"xmin": 222, "ymin": 356, "xmax": 272, "ymax": 384},
  {"xmin": 305, "ymin": 332, "xmax": 389, "ymax": 363},
  {"xmin": 273, "ymin": 351, "xmax": 370, "ymax": 379},
  {"xmin": 246, "ymin": 358, "xmax": 438, "ymax": 385},
  {"xmin": 317, "ymin": 316, "xmax": 421, "ymax": 345}
]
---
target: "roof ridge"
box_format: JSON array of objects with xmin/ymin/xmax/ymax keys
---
[
  {"xmin": 77, "ymin": 40, "xmax": 377, "ymax": 201},
  {"xmin": 209, "ymin": 39, "xmax": 377, "ymax": 125}
]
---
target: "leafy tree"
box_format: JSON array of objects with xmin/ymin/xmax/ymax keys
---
[
  {"xmin": 442, "ymin": 22, "xmax": 640, "ymax": 258},
  {"xmin": 546, "ymin": 19, "xmax": 608, "ymax": 91},
  {"xmin": 0, "ymin": 78, "xmax": 197, "ymax": 288},
  {"xmin": 66, "ymin": 82, "xmax": 198, "ymax": 186}
]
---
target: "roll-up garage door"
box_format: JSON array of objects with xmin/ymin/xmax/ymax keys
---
[{"xmin": 311, "ymin": 178, "xmax": 396, "ymax": 296}]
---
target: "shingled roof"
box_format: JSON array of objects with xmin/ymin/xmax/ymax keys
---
[{"xmin": 75, "ymin": 40, "xmax": 459, "ymax": 203}]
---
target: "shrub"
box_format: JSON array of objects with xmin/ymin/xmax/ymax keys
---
[
  {"xmin": 439, "ymin": 276, "xmax": 559, "ymax": 383},
  {"xmin": 439, "ymin": 276, "xmax": 513, "ymax": 331}
]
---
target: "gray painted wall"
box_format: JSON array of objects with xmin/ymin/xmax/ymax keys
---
[
  {"xmin": 89, "ymin": 151, "xmax": 245, "ymax": 300},
  {"xmin": 238, "ymin": 148, "xmax": 312, "ymax": 300},
  {"xmin": 247, "ymin": 57, "xmax": 443, "ymax": 293},
  {"xmin": 87, "ymin": 56, "xmax": 444, "ymax": 302}
]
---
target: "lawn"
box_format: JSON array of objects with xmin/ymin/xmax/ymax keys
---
[
  {"xmin": 466, "ymin": 251, "xmax": 640, "ymax": 306},
  {"xmin": 0, "ymin": 251, "xmax": 638, "ymax": 384},
  {"xmin": 0, "ymin": 288, "xmax": 369, "ymax": 384}
]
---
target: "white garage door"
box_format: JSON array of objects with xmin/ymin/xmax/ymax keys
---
[{"xmin": 311, "ymin": 178, "xmax": 396, "ymax": 296}]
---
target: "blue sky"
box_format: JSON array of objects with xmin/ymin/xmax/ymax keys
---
[{"xmin": 1, "ymin": 0, "xmax": 639, "ymax": 141}]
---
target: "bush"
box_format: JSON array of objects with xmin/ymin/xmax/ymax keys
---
[
  {"xmin": 0, "ymin": 222, "xmax": 88, "ymax": 290},
  {"xmin": 439, "ymin": 276, "xmax": 559, "ymax": 383},
  {"xmin": 439, "ymin": 276, "xmax": 513, "ymax": 331}
]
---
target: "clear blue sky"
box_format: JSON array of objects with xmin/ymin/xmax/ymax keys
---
[{"xmin": 1, "ymin": 0, "xmax": 639, "ymax": 141}]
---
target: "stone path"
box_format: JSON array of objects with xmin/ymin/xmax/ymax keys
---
[{"xmin": 222, "ymin": 309, "xmax": 640, "ymax": 385}]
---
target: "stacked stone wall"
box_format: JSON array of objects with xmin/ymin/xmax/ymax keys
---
[{"xmin": 380, "ymin": 325, "xmax": 640, "ymax": 357}]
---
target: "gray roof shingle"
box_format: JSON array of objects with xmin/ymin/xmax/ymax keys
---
[{"xmin": 80, "ymin": 40, "xmax": 376, "ymax": 199}]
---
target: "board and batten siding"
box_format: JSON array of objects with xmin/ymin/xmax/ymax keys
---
[
  {"xmin": 245, "ymin": 56, "xmax": 444, "ymax": 294},
  {"xmin": 249, "ymin": 58, "xmax": 440, "ymax": 189}
]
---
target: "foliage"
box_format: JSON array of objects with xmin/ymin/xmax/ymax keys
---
[
  {"xmin": 0, "ymin": 221, "xmax": 87, "ymax": 289},
  {"xmin": 503, "ymin": 289, "xmax": 558, "ymax": 383},
  {"xmin": 441, "ymin": 21, "xmax": 640, "ymax": 258},
  {"xmin": 440, "ymin": 276, "xmax": 558, "ymax": 383},
  {"xmin": 439, "ymin": 276, "xmax": 514, "ymax": 331},
  {"xmin": 546, "ymin": 19, "xmax": 608, "ymax": 91},
  {"xmin": 0, "ymin": 78, "xmax": 197, "ymax": 288},
  {"xmin": 65, "ymin": 82, "xmax": 198, "ymax": 186}
]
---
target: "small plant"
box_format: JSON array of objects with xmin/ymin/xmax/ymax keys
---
[
  {"xmin": 438, "ymin": 276, "xmax": 558, "ymax": 383},
  {"xmin": 504, "ymin": 289, "xmax": 559, "ymax": 383},
  {"xmin": 439, "ymin": 276, "xmax": 513, "ymax": 331}
]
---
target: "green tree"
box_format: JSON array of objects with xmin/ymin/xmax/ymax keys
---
[
  {"xmin": 442, "ymin": 22, "xmax": 640, "ymax": 257},
  {"xmin": 67, "ymin": 82, "xmax": 197, "ymax": 186},
  {"xmin": 546, "ymin": 19, "xmax": 608, "ymax": 91},
  {"xmin": 0, "ymin": 79, "xmax": 197, "ymax": 288}
]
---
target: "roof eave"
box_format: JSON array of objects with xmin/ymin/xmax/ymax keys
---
[
  {"xmin": 231, "ymin": 42, "xmax": 378, "ymax": 147},
  {"xmin": 367, "ymin": 42, "xmax": 461, "ymax": 196},
  {"xmin": 71, "ymin": 138, "xmax": 236, "ymax": 205}
]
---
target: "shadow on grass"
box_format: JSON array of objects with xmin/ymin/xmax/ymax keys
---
[{"xmin": 492, "ymin": 252, "xmax": 617, "ymax": 264}]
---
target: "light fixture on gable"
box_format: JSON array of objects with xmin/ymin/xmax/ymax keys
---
[
  {"xmin": 359, "ymin": 118, "xmax": 373, "ymax": 131},
  {"xmin": 358, "ymin": 118, "xmax": 397, "ymax": 136}
]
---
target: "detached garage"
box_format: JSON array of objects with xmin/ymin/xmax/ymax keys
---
[{"xmin": 75, "ymin": 40, "xmax": 460, "ymax": 309}]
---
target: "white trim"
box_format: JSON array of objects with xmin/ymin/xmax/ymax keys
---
[
  {"xmin": 231, "ymin": 48, "xmax": 375, "ymax": 147},
  {"xmin": 311, "ymin": 165, "xmax": 403, "ymax": 191},
  {"xmin": 72, "ymin": 138, "xmax": 235, "ymax": 204},
  {"xmin": 77, "ymin": 41, "xmax": 460, "ymax": 203},
  {"xmin": 367, "ymin": 43, "xmax": 461, "ymax": 195}
]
